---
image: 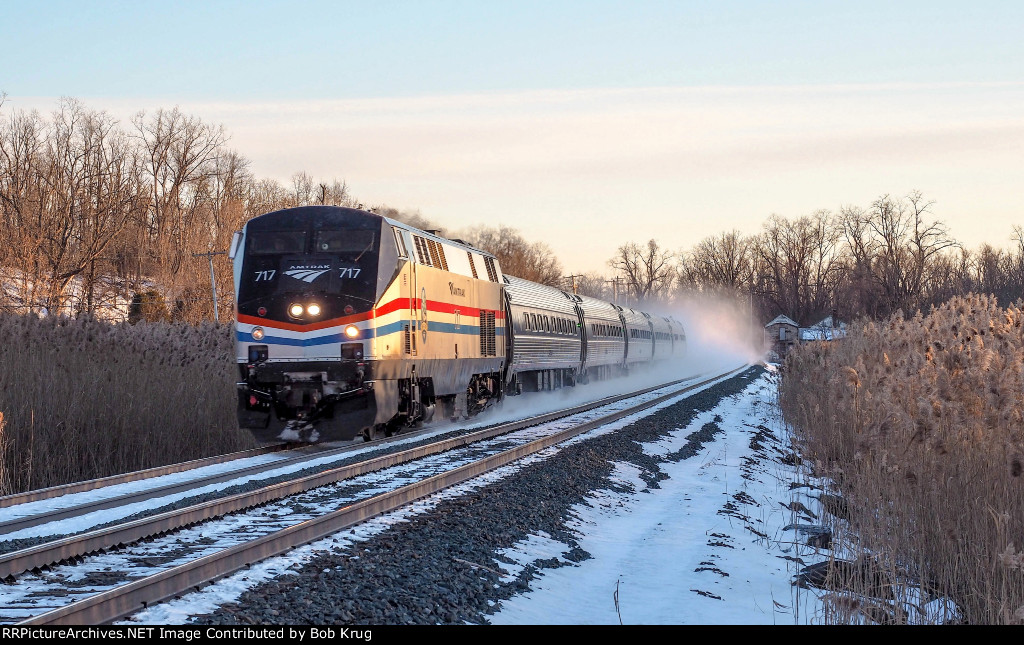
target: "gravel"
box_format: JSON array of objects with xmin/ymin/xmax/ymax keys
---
[{"xmin": 189, "ymin": 366, "xmax": 764, "ymax": 625}]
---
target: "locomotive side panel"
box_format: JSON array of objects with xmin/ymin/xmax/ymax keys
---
[
  {"xmin": 365, "ymin": 224, "xmax": 506, "ymax": 426},
  {"xmin": 368, "ymin": 248, "xmax": 505, "ymax": 393}
]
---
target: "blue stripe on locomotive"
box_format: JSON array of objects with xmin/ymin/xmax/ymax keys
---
[{"xmin": 237, "ymin": 321, "xmax": 503, "ymax": 346}]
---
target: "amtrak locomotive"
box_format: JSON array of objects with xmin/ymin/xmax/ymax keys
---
[{"xmin": 230, "ymin": 206, "xmax": 685, "ymax": 443}]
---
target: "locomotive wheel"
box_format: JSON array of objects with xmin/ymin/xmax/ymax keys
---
[{"xmin": 384, "ymin": 420, "xmax": 401, "ymax": 437}]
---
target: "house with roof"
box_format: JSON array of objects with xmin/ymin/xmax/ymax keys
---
[
  {"xmin": 765, "ymin": 314, "xmax": 799, "ymax": 358},
  {"xmin": 765, "ymin": 313, "xmax": 846, "ymax": 359},
  {"xmin": 800, "ymin": 314, "xmax": 847, "ymax": 342}
]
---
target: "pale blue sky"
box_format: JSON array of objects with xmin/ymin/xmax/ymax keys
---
[
  {"xmin": 5, "ymin": 1, "xmax": 1022, "ymax": 99},
  {"xmin": 3, "ymin": 2, "xmax": 1023, "ymax": 273}
]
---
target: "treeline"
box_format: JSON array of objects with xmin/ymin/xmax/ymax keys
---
[
  {"xmin": 4, "ymin": 96, "xmax": 1023, "ymax": 327},
  {"xmin": 0, "ymin": 96, "xmax": 411, "ymax": 322},
  {"xmin": 567, "ymin": 193, "xmax": 1024, "ymax": 327},
  {"xmin": 434, "ymin": 190, "xmax": 1024, "ymax": 329}
]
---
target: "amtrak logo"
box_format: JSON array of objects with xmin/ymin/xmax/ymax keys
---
[{"xmin": 284, "ymin": 265, "xmax": 331, "ymax": 283}]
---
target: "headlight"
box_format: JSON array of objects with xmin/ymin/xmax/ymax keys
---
[
  {"xmin": 288, "ymin": 303, "xmax": 304, "ymax": 318},
  {"xmin": 344, "ymin": 325, "xmax": 360, "ymax": 339},
  {"xmin": 307, "ymin": 303, "xmax": 322, "ymax": 316},
  {"xmin": 251, "ymin": 327, "xmax": 265, "ymax": 341}
]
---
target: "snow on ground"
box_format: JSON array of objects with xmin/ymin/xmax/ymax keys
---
[
  {"xmin": 122, "ymin": 365, "xmax": 831, "ymax": 625},
  {"xmin": 489, "ymin": 365, "xmax": 828, "ymax": 624}
]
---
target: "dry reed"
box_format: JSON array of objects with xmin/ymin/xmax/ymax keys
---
[
  {"xmin": 781, "ymin": 294, "xmax": 1024, "ymax": 624},
  {"xmin": 0, "ymin": 314, "xmax": 254, "ymax": 495}
]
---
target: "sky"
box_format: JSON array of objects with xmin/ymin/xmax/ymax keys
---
[{"xmin": 3, "ymin": 1, "xmax": 1023, "ymax": 273}]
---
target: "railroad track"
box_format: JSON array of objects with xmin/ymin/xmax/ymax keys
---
[
  {"xmin": 0, "ymin": 443, "xmax": 289, "ymax": 509},
  {"xmin": 1, "ymin": 365, "xmax": 746, "ymax": 625},
  {"xmin": 0, "ymin": 443, "xmax": 343, "ymax": 537}
]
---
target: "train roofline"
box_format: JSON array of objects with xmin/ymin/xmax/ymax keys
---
[{"xmin": 242, "ymin": 205, "xmax": 498, "ymax": 262}]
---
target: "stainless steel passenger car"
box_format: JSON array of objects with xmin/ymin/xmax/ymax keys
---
[
  {"xmin": 652, "ymin": 315, "xmax": 686, "ymax": 361},
  {"xmin": 620, "ymin": 307, "xmax": 654, "ymax": 366},
  {"xmin": 575, "ymin": 293, "xmax": 627, "ymax": 379},
  {"xmin": 505, "ymin": 276, "xmax": 582, "ymax": 392}
]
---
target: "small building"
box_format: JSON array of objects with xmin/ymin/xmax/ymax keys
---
[{"xmin": 764, "ymin": 314, "xmax": 799, "ymax": 359}]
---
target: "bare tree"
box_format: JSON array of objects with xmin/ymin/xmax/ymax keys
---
[
  {"xmin": 0, "ymin": 106, "xmax": 47, "ymax": 311},
  {"xmin": 755, "ymin": 211, "xmax": 845, "ymax": 325},
  {"xmin": 0, "ymin": 100, "xmax": 145, "ymax": 315},
  {"xmin": 1005, "ymin": 226, "xmax": 1024, "ymax": 304},
  {"xmin": 574, "ymin": 272, "xmax": 614, "ymax": 300},
  {"xmin": 132, "ymin": 107, "xmax": 228, "ymax": 282},
  {"xmin": 465, "ymin": 225, "xmax": 563, "ymax": 286},
  {"xmin": 848, "ymin": 192, "xmax": 957, "ymax": 317},
  {"xmin": 837, "ymin": 204, "xmax": 881, "ymax": 319},
  {"xmin": 246, "ymin": 177, "xmax": 289, "ymax": 218},
  {"xmin": 677, "ymin": 230, "xmax": 754, "ymax": 297},
  {"xmin": 609, "ymin": 239, "xmax": 674, "ymax": 306}
]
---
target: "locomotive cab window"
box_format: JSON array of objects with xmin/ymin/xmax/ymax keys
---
[
  {"xmin": 393, "ymin": 229, "xmax": 408, "ymax": 258},
  {"xmin": 315, "ymin": 230, "xmax": 375, "ymax": 254},
  {"xmin": 249, "ymin": 231, "xmax": 307, "ymax": 255}
]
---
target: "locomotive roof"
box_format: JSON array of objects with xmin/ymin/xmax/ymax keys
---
[
  {"xmin": 246, "ymin": 205, "xmax": 381, "ymax": 230},
  {"xmin": 245, "ymin": 206, "xmax": 496, "ymax": 259},
  {"xmin": 383, "ymin": 215, "xmax": 495, "ymax": 259}
]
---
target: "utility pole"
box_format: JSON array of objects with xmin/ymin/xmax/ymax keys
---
[
  {"xmin": 563, "ymin": 274, "xmax": 580, "ymax": 295},
  {"xmin": 749, "ymin": 288, "xmax": 755, "ymax": 352},
  {"xmin": 193, "ymin": 250, "xmax": 226, "ymax": 322}
]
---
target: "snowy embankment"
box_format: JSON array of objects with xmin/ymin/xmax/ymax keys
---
[
  {"xmin": 117, "ymin": 364, "xmax": 841, "ymax": 625},
  {"xmin": 489, "ymin": 364, "xmax": 825, "ymax": 624}
]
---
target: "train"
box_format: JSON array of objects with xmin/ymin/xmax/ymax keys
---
[{"xmin": 230, "ymin": 206, "xmax": 686, "ymax": 443}]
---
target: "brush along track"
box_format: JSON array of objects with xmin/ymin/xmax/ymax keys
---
[{"xmin": 2, "ymin": 365, "xmax": 746, "ymax": 625}]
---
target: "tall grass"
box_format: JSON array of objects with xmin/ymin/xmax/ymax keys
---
[
  {"xmin": 0, "ymin": 314, "xmax": 254, "ymax": 495},
  {"xmin": 781, "ymin": 294, "xmax": 1024, "ymax": 624}
]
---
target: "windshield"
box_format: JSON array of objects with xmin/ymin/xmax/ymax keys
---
[
  {"xmin": 314, "ymin": 230, "xmax": 375, "ymax": 254},
  {"xmin": 238, "ymin": 227, "xmax": 380, "ymax": 316},
  {"xmin": 248, "ymin": 231, "xmax": 307, "ymax": 255}
]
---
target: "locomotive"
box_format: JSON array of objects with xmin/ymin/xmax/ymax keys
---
[{"xmin": 230, "ymin": 206, "xmax": 686, "ymax": 443}]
